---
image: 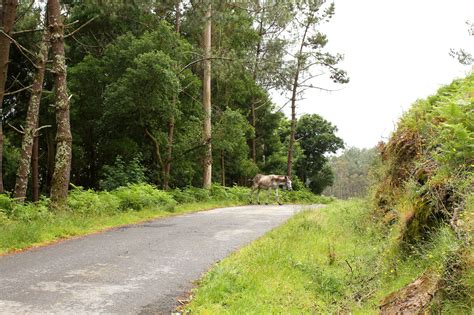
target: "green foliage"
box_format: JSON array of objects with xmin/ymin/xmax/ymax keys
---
[
  {"xmin": 0, "ymin": 194, "xmax": 14, "ymax": 217},
  {"xmin": 374, "ymin": 74, "xmax": 473, "ymax": 242},
  {"xmin": 324, "ymin": 147, "xmax": 378, "ymax": 199},
  {"xmin": 10, "ymin": 199, "xmax": 52, "ymax": 222},
  {"xmin": 371, "ymin": 74, "xmax": 474, "ymax": 311},
  {"xmin": 294, "ymin": 114, "xmax": 344, "ymax": 193},
  {"xmin": 99, "ymin": 155, "xmax": 146, "ymax": 191},
  {"xmin": 68, "ymin": 187, "xmax": 121, "ymax": 216},
  {"xmin": 112, "ymin": 184, "xmax": 177, "ymax": 212}
]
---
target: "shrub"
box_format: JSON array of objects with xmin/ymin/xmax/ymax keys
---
[
  {"xmin": 169, "ymin": 189, "xmax": 197, "ymax": 204},
  {"xmin": 226, "ymin": 185, "xmax": 251, "ymax": 201},
  {"xmin": 11, "ymin": 198, "xmax": 52, "ymax": 222},
  {"xmin": 209, "ymin": 184, "xmax": 229, "ymax": 200},
  {"xmin": 0, "ymin": 194, "xmax": 13, "ymax": 217},
  {"xmin": 99, "ymin": 155, "xmax": 146, "ymax": 191},
  {"xmin": 112, "ymin": 183, "xmax": 177, "ymax": 212},
  {"xmin": 184, "ymin": 186, "xmax": 211, "ymax": 202},
  {"xmin": 68, "ymin": 187, "xmax": 121, "ymax": 215}
]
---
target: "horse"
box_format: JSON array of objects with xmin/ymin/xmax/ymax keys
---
[{"xmin": 249, "ymin": 174, "xmax": 292, "ymax": 205}]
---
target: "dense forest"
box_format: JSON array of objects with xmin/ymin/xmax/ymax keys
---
[{"xmin": 0, "ymin": 0, "xmax": 349, "ymax": 207}]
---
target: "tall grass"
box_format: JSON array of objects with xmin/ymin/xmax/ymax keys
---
[{"xmin": 185, "ymin": 199, "xmax": 468, "ymax": 314}]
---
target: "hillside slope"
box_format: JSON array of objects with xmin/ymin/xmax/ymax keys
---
[{"xmin": 374, "ymin": 73, "xmax": 473, "ymax": 312}]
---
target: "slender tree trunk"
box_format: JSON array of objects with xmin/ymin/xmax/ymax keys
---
[
  {"xmin": 250, "ymin": 2, "xmax": 263, "ymax": 163},
  {"xmin": 174, "ymin": 0, "xmax": 180, "ymax": 34},
  {"xmin": 0, "ymin": 0, "xmax": 18, "ymax": 193},
  {"xmin": 14, "ymin": 23, "xmax": 50, "ymax": 201},
  {"xmin": 287, "ymin": 77, "xmax": 298, "ymax": 177},
  {"xmin": 45, "ymin": 128, "xmax": 55, "ymax": 191},
  {"xmin": 162, "ymin": 1, "xmax": 181, "ymax": 190},
  {"xmin": 32, "ymin": 135, "xmax": 39, "ymax": 201},
  {"xmin": 220, "ymin": 150, "xmax": 225, "ymax": 186},
  {"xmin": 48, "ymin": 0, "xmax": 72, "ymax": 207},
  {"xmin": 287, "ymin": 21, "xmax": 310, "ymax": 177},
  {"xmin": 163, "ymin": 116, "xmax": 174, "ymax": 190},
  {"xmin": 202, "ymin": 0, "xmax": 212, "ymax": 188}
]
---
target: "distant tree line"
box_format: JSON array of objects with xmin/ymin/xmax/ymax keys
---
[
  {"xmin": 323, "ymin": 147, "xmax": 377, "ymax": 199},
  {"xmin": 0, "ymin": 0, "xmax": 348, "ymax": 207}
]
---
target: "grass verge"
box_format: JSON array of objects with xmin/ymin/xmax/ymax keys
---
[{"xmin": 184, "ymin": 199, "xmax": 470, "ymax": 314}]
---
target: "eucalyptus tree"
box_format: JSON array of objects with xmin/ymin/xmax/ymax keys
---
[
  {"xmin": 285, "ymin": 1, "xmax": 349, "ymax": 177},
  {"xmin": 202, "ymin": 0, "xmax": 212, "ymax": 188},
  {"xmin": 48, "ymin": 0, "xmax": 72, "ymax": 207},
  {"xmin": 14, "ymin": 12, "xmax": 50, "ymax": 201},
  {"xmin": 0, "ymin": 0, "xmax": 18, "ymax": 193}
]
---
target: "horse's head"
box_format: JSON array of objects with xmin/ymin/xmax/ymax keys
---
[{"xmin": 285, "ymin": 176, "xmax": 293, "ymax": 191}]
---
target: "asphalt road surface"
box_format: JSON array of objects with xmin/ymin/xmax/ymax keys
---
[{"xmin": 0, "ymin": 204, "xmax": 320, "ymax": 314}]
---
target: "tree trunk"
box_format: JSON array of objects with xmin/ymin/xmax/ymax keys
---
[
  {"xmin": 202, "ymin": 0, "xmax": 212, "ymax": 189},
  {"xmin": 250, "ymin": 1, "xmax": 263, "ymax": 163},
  {"xmin": 163, "ymin": 115, "xmax": 174, "ymax": 190},
  {"xmin": 32, "ymin": 135, "xmax": 39, "ymax": 202},
  {"xmin": 287, "ymin": 21, "xmax": 310, "ymax": 177},
  {"xmin": 0, "ymin": 0, "xmax": 18, "ymax": 193},
  {"xmin": 45, "ymin": 128, "xmax": 55, "ymax": 192},
  {"xmin": 162, "ymin": 2, "xmax": 180, "ymax": 191},
  {"xmin": 287, "ymin": 78, "xmax": 297, "ymax": 177},
  {"xmin": 174, "ymin": 0, "xmax": 180, "ymax": 34},
  {"xmin": 145, "ymin": 128, "xmax": 166, "ymax": 188},
  {"xmin": 48, "ymin": 0, "xmax": 72, "ymax": 207},
  {"xmin": 14, "ymin": 23, "xmax": 50, "ymax": 201},
  {"xmin": 220, "ymin": 150, "xmax": 225, "ymax": 186}
]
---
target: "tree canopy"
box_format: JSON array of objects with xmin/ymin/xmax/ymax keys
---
[{"xmin": 0, "ymin": 0, "xmax": 348, "ymax": 201}]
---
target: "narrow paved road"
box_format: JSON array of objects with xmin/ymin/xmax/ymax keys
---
[{"xmin": 0, "ymin": 204, "xmax": 320, "ymax": 314}]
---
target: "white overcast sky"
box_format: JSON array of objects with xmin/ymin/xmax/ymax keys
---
[{"xmin": 275, "ymin": 0, "xmax": 473, "ymax": 149}]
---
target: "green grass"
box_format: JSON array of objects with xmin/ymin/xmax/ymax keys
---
[
  {"xmin": 185, "ymin": 199, "xmax": 468, "ymax": 314},
  {"xmin": 0, "ymin": 200, "xmax": 244, "ymax": 254}
]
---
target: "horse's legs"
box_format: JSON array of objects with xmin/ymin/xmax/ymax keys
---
[
  {"xmin": 249, "ymin": 187, "xmax": 256, "ymax": 204},
  {"xmin": 265, "ymin": 188, "xmax": 271, "ymax": 205},
  {"xmin": 275, "ymin": 186, "xmax": 282, "ymax": 205}
]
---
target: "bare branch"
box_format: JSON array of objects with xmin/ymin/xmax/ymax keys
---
[
  {"xmin": 35, "ymin": 125, "xmax": 52, "ymax": 134},
  {"xmin": 298, "ymin": 84, "xmax": 342, "ymax": 92},
  {"xmin": 8, "ymin": 123, "xmax": 25, "ymax": 135},
  {"xmin": 299, "ymin": 72, "xmax": 325, "ymax": 85},
  {"xmin": 12, "ymin": 28, "xmax": 44, "ymax": 36},
  {"xmin": 179, "ymin": 57, "xmax": 234, "ymax": 73},
  {"xmin": 0, "ymin": 30, "xmax": 37, "ymax": 66},
  {"xmin": 4, "ymin": 84, "xmax": 33, "ymax": 96},
  {"xmin": 64, "ymin": 16, "xmax": 98, "ymax": 39}
]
